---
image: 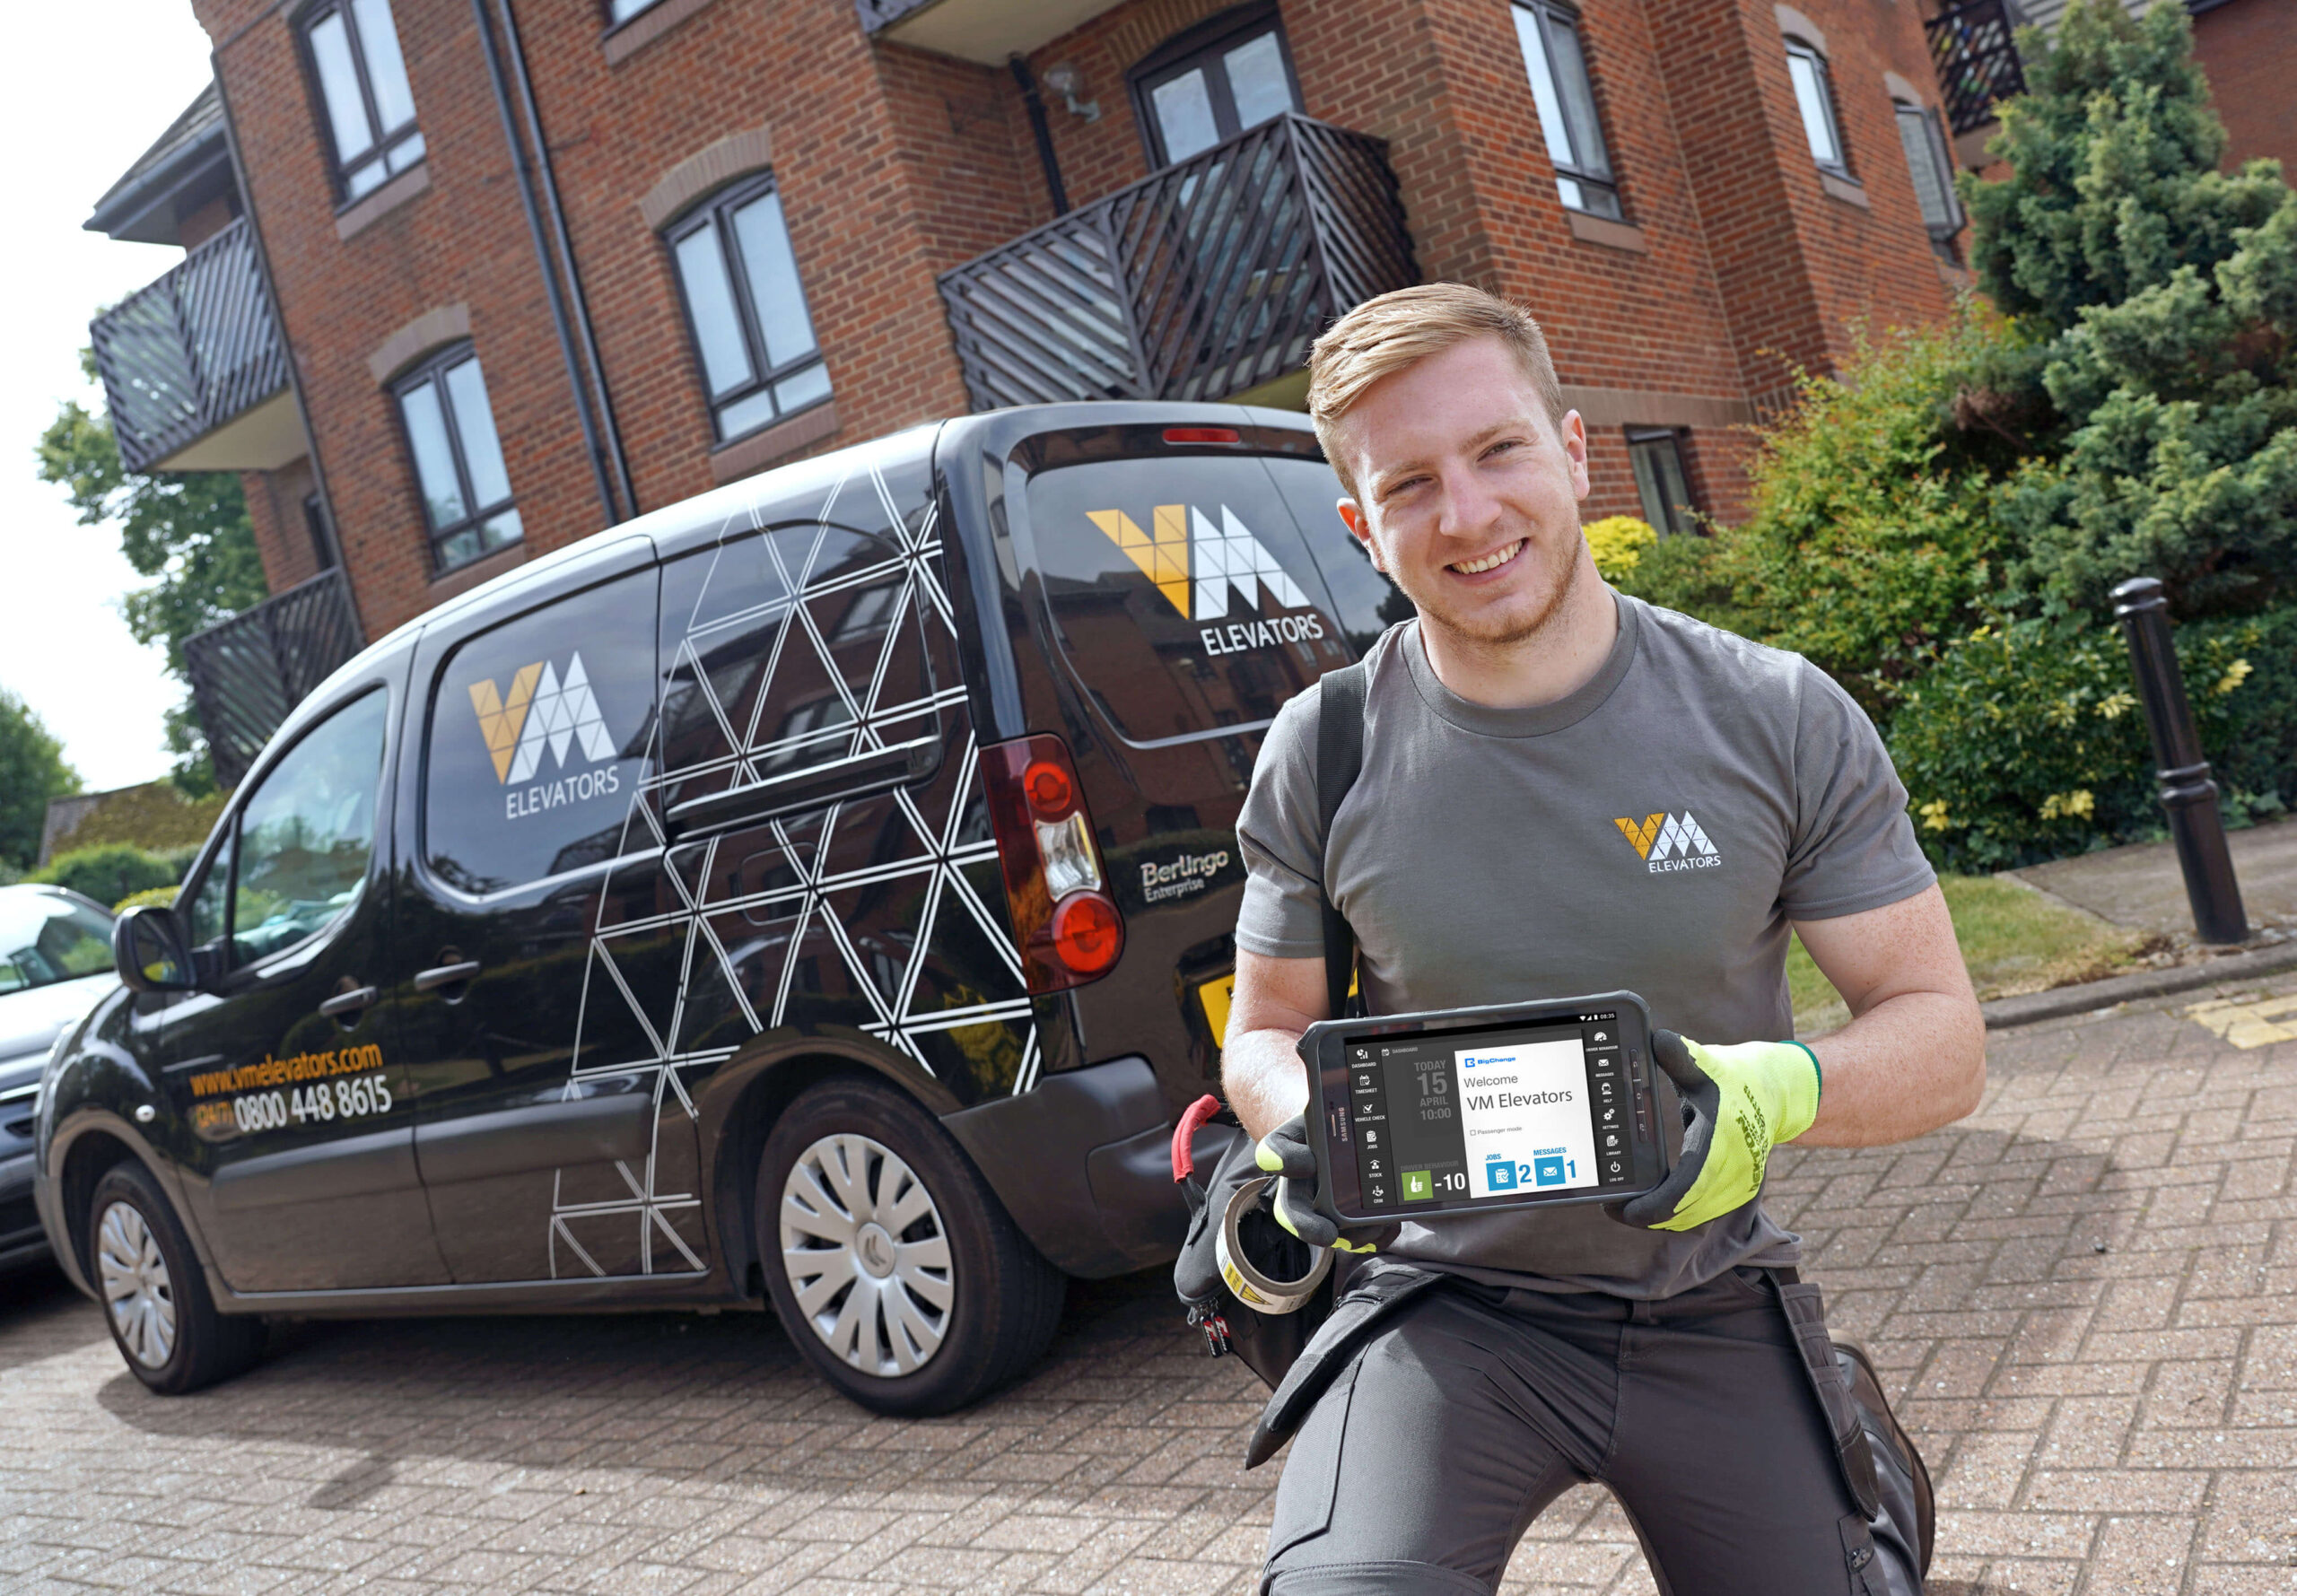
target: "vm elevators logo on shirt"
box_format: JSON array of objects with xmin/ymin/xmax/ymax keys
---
[
  {"xmin": 1614, "ymin": 811, "xmax": 1722, "ymax": 874},
  {"xmin": 468, "ymin": 652, "xmax": 622, "ymax": 821}
]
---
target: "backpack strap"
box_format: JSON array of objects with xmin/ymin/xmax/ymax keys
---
[{"xmin": 1314, "ymin": 663, "xmax": 1369, "ymax": 1021}]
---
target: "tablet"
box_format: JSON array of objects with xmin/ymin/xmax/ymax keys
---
[{"xmin": 1299, "ymin": 991, "xmax": 1671, "ymax": 1225}]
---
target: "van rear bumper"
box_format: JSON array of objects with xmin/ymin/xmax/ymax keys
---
[{"xmin": 942, "ymin": 1056, "xmax": 1187, "ymax": 1278}]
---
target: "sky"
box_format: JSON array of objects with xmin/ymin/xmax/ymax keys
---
[{"xmin": 0, "ymin": 3, "xmax": 219, "ymax": 791}]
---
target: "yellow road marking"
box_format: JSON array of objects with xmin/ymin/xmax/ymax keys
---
[{"xmin": 2182, "ymin": 991, "xmax": 2297, "ymax": 1049}]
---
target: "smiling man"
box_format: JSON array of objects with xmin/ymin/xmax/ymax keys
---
[{"xmin": 1222, "ymin": 284, "xmax": 1986, "ymax": 1595}]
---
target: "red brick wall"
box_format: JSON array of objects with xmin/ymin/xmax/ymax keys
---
[
  {"xmin": 200, "ymin": 0, "xmax": 1971, "ymax": 639},
  {"xmin": 240, "ymin": 460, "xmax": 324, "ymax": 594},
  {"xmin": 2192, "ymin": 0, "xmax": 2296, "ymax": 177}
]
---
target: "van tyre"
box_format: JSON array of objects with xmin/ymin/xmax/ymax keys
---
[
  {"xmin": 88, "ymin": 1162, "xmax": 265, "ymax": 1395},
  {"xmin": 758, "ymin": 1078, "xmax": 1065, "ymax": 1416}
]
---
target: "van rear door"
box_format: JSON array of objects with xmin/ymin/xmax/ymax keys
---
[{"xmin": 1000, "ymin": 420, "xmax": 1408, "ymax": 1088}]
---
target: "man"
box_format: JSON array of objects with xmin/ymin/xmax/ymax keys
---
[{"xmin": 1225, "ymin": 283, "xmax": 1986, "ymax": 1595}]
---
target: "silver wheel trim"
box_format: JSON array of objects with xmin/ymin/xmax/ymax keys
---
[
  {"xmin": 780, "ymin": 1132, "xmax": 955, "ymax": 1378},
  {"xmin": 96, "ymin": 1200, "xmax": 176, "ymax": 1369}
]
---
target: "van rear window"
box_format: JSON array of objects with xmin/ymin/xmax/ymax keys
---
[{"xmin": 1023, "ymin": 453, "xmax": 1361, "ymax": 747}]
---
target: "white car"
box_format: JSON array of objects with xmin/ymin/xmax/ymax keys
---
[{"xmin": 0, "ymin": 885, "xmax": 119, "ymax": 1272}]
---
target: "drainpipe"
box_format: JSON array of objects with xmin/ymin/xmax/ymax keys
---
[
  {"xmin": 495, "ymin": 0, "xmax": 637, "ymax": 521},
  {"xmin": 1009, "ymin": 56, "xmax": 1070, "ymax": 217},
  {"xmin": 471, "ymin": 0, "xmax": 624, "ymax": 528},
  {"xmin": 210, "ymin": 59, "xmax": 367, "ymax": 644}
]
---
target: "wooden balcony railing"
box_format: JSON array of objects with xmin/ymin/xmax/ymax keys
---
[
  {"xmin": 1926, "ymin": 0, "xmax": 2029, "ymax": 136},
  {"xmin": 89, "ymin": 216, "xmax": 289, "ymax": 474},
  {"xmin": 182, "ymin": 569, "xmax": 364, "ymax": 789},
  {"xmin": 938, "ymin": 114, "xmax": 1417, "ymax": 412}
]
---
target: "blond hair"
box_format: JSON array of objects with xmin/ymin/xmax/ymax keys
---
[{"xmin": 1306, "ymin": 283, "xmax": 1568, "ymax": 495}]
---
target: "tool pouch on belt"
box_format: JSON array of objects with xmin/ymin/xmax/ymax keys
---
[
  {"xmin": 1775, "ymin": 1271, "xmax": 1935, "ymax": 1593},
  {"xmin": 1173, "ymin": 1099, "xmax": 1332, "ymax": 1390}
]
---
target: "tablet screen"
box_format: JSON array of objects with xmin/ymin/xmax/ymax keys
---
[{"xmin": 1342, "ymin": 1009, "xmax": 1644, "ymax": 1213}]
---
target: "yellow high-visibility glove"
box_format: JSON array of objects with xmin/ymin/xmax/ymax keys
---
[
  {"xmin": 1255, "ymin": 1115, "xmax": 1379, "ymax": 1254},
  {"xmin": 1621, "ymin": 1032, "xmax": 1820, "ymax": 1233}
]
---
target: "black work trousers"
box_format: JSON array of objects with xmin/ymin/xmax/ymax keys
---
[{"xmin": 1262, "ymin": 1267, "xmax": 1902, "ymax": 1595}]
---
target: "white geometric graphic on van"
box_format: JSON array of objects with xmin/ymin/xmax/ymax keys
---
[
  {"xmin": 547, "ymin": 450, "xmax": 1039, "ymax": 1280},
  {"xmin": 1086, "ymin": 503, "xmax": 1308, "ymax": 621}
]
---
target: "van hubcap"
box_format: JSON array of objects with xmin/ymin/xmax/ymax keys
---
[
  {"xmin": 780, "ymin": 1134, "xmax": 953, "ymax": 1378},
  {"xmin": 96, "ymin": 1201, "xmax": 176, "ymax": 1369}
]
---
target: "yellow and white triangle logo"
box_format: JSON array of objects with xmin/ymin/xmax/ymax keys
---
[
  {"xmin": 1614, "ymin": 811, "xmax": 1720, "ymax": 867},
  {"xmin": 1086, "ymin": 504, "xmax": 1309, "ymax": 621},
  {"xmin": 469, "ymin": 652, "xmax": 616, "ymax": 784}
]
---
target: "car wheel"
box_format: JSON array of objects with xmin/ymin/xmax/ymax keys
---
[
  {"xmin": 757, "ymin": 1077, "xmax": 1065, "ymax": 1416},
  {"xmin": 89, "ymin": 1162, "xmax": 264, "ymax": 1395}
]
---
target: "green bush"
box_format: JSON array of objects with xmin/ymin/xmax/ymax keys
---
[
  {"xmin": 1887, "ymin": 608, "xmax": 2295, "ymax": 870},
  {"xmin": 1614, "ymin": 308, "xmax": 2033, "ymax": 721},
  {"xmin": 32, "ymin": 844, "xmax": 184, "ymax": 911}
]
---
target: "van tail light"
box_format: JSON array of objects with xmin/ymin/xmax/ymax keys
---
[{"xmin": 980, "ymin": 735, "xmax": 1126, "ymax": 993}]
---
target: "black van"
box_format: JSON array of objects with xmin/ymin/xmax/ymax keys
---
[{"xmin": 34, "ymin": 401, "xmax": 1402, "ymax": 1414}]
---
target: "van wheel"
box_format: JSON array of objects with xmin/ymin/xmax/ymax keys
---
[
  {"xmin": 88, "ymin": 1162, "xmax": 265, "ymax": 1395},
  {"xmin": 757, "ymin": 1078, "xmax": 1065, "ymax": 1416}
]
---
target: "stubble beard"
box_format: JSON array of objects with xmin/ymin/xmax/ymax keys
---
[{"xmin": 1396, "ymin": 530, "xmax": 1585, "ymax": 659}]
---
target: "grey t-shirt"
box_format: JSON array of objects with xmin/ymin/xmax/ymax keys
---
[{"xmin": 1235, "ymin": 593, "xmax": 1935, "ymax": 1298}]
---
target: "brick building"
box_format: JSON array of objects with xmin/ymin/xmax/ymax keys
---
[{"xmin": 91, "ymin": 0, "xmax": 2149, "ymax": 773}]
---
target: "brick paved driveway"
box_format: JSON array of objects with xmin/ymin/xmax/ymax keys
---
[{"xmin": 4, "ymin": 978, "xmax": 2294, "ymax": 1594}]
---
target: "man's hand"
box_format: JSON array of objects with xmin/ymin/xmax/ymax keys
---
[
  {"xmin": 1621, "ymin": 1033, "xmax": 1820, "ymax": 1232},
  {"xmin": 1255, "ymin": 1114, "xmax": 1384, "ymax": 1255}
]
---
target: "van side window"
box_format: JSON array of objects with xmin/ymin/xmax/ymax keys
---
[
  {"xmin": 658, "ymin": 493, "xmax": 939, "ymax": 815},
  {"xmin": 424, "ymin": 567, "xmax": 659, "ymax": 894},
  {"xmin": 222, "ymin": 690, "xmax": 390, "ymax": 967}
]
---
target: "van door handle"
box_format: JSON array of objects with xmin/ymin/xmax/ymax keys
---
[
  {"xmin": 318, "ymin": 986, "xmax": 378, "ymax": 1018},
  {"xmin": 414, "ymin": 960, "xmax": 482, "ymax": 992}
]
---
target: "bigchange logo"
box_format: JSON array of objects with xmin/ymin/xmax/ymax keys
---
[
  {"xmin": 469, "ymin": 653, "xmax": 616, "ymax": 785},
  {"xmin": 1613, "ymin": 811, "xmax": 1722, "ymax": 874}
]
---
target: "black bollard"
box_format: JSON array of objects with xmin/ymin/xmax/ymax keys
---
[{"xmin": 2110, "ymin": 577, "xmax": 2249, "ymax": 945}]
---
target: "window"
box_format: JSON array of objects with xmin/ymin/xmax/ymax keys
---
[
  {"xmin": 665, "ymin": 175, "xmax": 832, "ymax": 447},
  {"xmin": 1511, "ymin": 2, "xmax": 1621, "ymax": 220},
  {"xmin": 606, "ymin": 0, "xmax": 662, "ymax": 21},
  {"xmin": 424, "ymin": 567, "xmax": 657, "ymax": 895},
  {"xmin": 1023, "ymin": 452, "xmax": 1355, "ymax": 750},
  {"xmin": 0, "ymin": 891, "xmax": 114, "ymax": 995},
  {"xmin": 1894, "ymin": 100, "xmax": 1966, "ymax": 250},
  {"xmin": 302, "ymin": 493, "xmax": 336, "ymax": 571},
  {"xmin": 1131, "ymin": 4, "xmax": 1302, "ymax": 167},
  {"xmin": 392, "ymin": 345, "xmax": 521, "ymax": 573},
  {"xmin": 210, "ymin": 692, "xmax": 389, "ymax": 968},
  {"xmin": 1626, "ymin": 429, "xmax": 1696, "ymax": 536},
  {"xmin": 299, "ymin": 0, "xmax": 424, "ymax": 202},
  {"xmin": 1784, "ymin": 37, "xmax": 1848, "ymax": 175}
]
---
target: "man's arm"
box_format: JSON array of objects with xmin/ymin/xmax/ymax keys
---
[
  {"xmin": 1222, "ymin": 949, "xmax": 1330, "ymax": 1142},
  {"xmin": 1791, "ymin": 883, "xmax": 1986, "ymax": 1147}
]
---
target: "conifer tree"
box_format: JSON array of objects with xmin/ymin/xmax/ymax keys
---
[{"xmin": 1971, "ymin": 0, "xmax": 2297, "ymax": 616}]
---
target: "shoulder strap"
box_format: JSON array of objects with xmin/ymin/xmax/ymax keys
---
[{"xmin": 1314, "ymin": 663, "xmax": 1369, "ymax": 1021}]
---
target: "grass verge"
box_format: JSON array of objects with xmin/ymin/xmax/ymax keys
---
[{"xmin": 1790, "ymin": 873, "xmax": 2155, "ymax": 1037}]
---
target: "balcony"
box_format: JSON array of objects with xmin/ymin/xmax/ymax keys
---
[
  {"xmin": 1926, "ymin": 0, "xmax": 2029, "ymax": 136},
  {"xmin": 90, "ymin": 216, "xmax": 298, "ymax": 475},
  {"xmin": 939, "ymin": 114, "xmax": 1416, "ymax": 414},
  {"xmin": 182, "ymin": 570, "xmax": 364, "ymax": 789}
]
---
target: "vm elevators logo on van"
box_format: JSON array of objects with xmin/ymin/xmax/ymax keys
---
[
  {"xmin": 468, "ymin": 653, "xmax": 623, "ymax": 821},
  {"xmin": 1086, "ymin": 504, "xmax": 1328, "ymax": 656},
  {"xmin": 1614, "ymin": 811, "xmax": 1722, "ymax": 875}
]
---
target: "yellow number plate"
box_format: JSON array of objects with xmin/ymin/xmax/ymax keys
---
[{"xmin": 1198, "ymin": 972, "xmax": 1236, "ymax": 1048}]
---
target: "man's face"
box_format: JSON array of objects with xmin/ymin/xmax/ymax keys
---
[{"xmin": 1332, "ymin": 336, "xmax": 1592, "ymax": 650}]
